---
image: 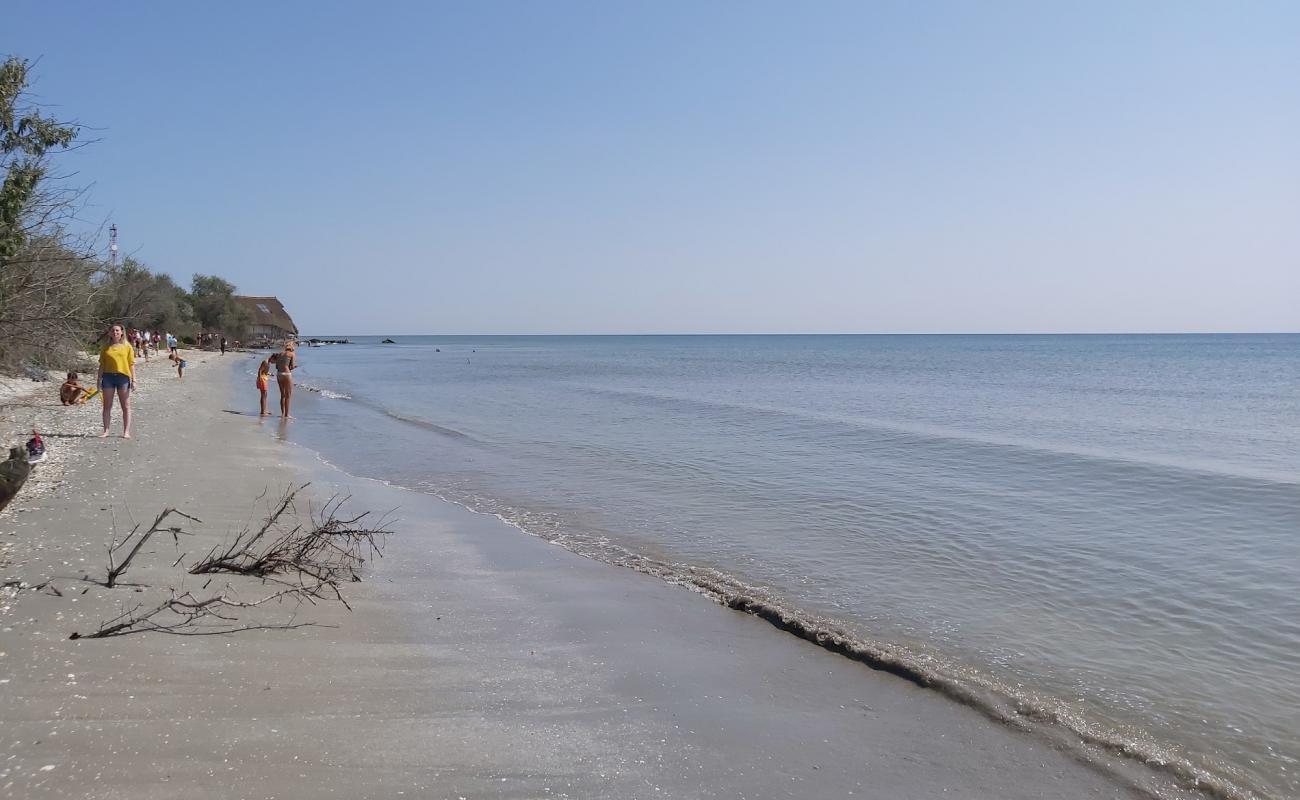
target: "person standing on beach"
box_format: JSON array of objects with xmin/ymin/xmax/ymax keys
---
[
  {"xmin": 96, "ymin": 323, "xmax": 136, "ymax": 438},
  {"xmin": 220, "ymin": 336, "xmax": 227, "ymax": 355},
  {"xmin": 273, "ymin": 342, "xmax": 296, "ymax": 418}
]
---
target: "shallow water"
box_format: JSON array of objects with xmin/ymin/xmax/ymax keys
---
[{"xmin": 271, "ymin": 334, "xmax": 1299, "ymax": 799}]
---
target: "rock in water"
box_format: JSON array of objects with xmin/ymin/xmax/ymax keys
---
[{"xmin": 0, "ymin": 446, "xmax": 32, "ymax": 512}]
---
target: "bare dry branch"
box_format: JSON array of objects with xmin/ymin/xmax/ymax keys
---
[
  {"xmin": 69, "ymin": 584, "xmax": 327, "ymax": 639},
  {"xmin": 189, "ymin": 484, "xmax": 390, "ymax": 590},
  {"xmin": 104, "ymin": 508, "xmax": 201, "ymax": 588},
  {"xmin": 70, "ymin": 487, "xmax": 394, "ymax": 640}
]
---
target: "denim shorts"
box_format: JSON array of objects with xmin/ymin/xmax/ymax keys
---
[{"xmin": 100, "ymin": 372, "xmax": 131, "ymax": 390}]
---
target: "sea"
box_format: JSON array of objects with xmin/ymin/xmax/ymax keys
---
[{"xmin": 265, "ymin": 334, "xmax": 1298, "ymax": 800}]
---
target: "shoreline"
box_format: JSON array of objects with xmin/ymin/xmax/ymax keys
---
[
  {"xmin": 2, "ymin": 354, "xmax": 1156, "ymax": 798},
  {"xmin": 283, "ymin": 360, "xmax": 1273, "ymax": 800}
]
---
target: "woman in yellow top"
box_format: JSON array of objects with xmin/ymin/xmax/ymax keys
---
[{"xmin": 97, "ymin": 323, "xmax": 136, "ymax": 438}]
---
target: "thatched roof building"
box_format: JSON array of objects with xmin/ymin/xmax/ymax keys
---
[{"xmin": 234, "ymin": 296, "xmax": 298, "ymax": 342}]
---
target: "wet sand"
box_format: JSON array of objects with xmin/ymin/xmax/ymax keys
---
[{"xmin": 0, "ymin": 353, "xmax": 1148, "ymax": 799}]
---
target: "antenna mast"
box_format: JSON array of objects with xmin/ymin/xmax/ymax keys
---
[{"xmin": 109, "ymin": 224, "xmax": 118, "ymax": 266}]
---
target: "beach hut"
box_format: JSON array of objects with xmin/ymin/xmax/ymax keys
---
[{"xmin": 234, "ymin": 296, "xmax": 299, "ymax": 344}]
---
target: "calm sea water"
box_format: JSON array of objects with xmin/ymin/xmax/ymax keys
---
[{"xmin": 268, "ymin": 334, "xmax": 1298, "ymax": 799}]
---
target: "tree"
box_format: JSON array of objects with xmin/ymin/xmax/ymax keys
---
[
  {"xmin": 0, "ymin": 56, "xmax": 95, "ymax": 370},
  {"xmin": 0, "ymin": 234, "xmax": 98, "ymax": 366},
  {"xmin": 96, "ymin": 258, "xmax": 158, "ymax": 324},
  {"xmin": 1, "ymin": 57, "xmax": 79, "ymax": 259},
  {"xmin": 190, "ymin": 273, "xmax": 251, "ymax": 338},
  {"xmin": 189, "ymin": 274, "xmax": 236, "ymax": 329},
  {"xmin": 96, "ymin": 258, "xmax": 198, "ymax": 337}
]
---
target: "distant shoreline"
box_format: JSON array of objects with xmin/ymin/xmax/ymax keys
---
[{"xmin": 300, "ymin": 330, "xmax": 1300, "ymax": 338}]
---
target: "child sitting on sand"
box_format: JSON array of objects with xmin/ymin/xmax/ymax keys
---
[
  {"xmin": 60, "ymin": 372, "xmax": 84, "ymax": 404},
  {"xmin": 60, "ymin": 372, "xmax": 88, "ymax": 405},
  {"xmin": 256, "ymin": 359, "xmax": 271, "ymax": 415}
]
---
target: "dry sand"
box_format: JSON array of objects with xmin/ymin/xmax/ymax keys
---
[{"xmin": 0, "ymin": 352, "xmax": 1150, "ymax": 799}]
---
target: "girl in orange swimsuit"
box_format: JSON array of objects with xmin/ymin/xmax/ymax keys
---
[{"xmin": 256, "ymin": 359, "xmax": 272, "ymax": 416}]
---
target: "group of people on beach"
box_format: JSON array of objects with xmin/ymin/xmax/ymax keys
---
[
  {"xmin": 127, "ymin": 328, "xmax": 156, "ymax": 359},
  {"xmin": 257, "ymin": 341, "xmax": 297, "ymax": 418},
  {"xmin": 195, "ymin": 331, "xmax": 234, "ymax": 353},
  {"xmin": 56, "ymin": 324, "xmax": 294, "ymax": 439}
]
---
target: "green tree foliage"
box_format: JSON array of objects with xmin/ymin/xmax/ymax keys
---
[
  {"xmin": 1, "ymin": 57, "xmax": 79, "ymax": 259},
  {"xmin": 190, "ymin": 274, "xmax": 252, "ymax": 339},
  {"xmin": 0, "ymin": 56, "xmax": 92, "ymax": 369},
  {"xmin": 96, "ymin": 258, "xmax": 198, "ymax": 337}
]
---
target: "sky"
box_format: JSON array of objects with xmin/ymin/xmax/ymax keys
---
[{"xmin": 4, "ymin": 1, "xmax": 1298, "ymax": 334}]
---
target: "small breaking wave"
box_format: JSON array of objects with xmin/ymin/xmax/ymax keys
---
[
  {"xmin": 296, "ymin": 381, "xmax": 352, "ymax": 400},
  {"xmin": 292, "ymin": 377, "xmax": 478, "ymax": 442},
  {"xmin": 380, "ymin": 409, "xmax": 472, "ymax": 440}
]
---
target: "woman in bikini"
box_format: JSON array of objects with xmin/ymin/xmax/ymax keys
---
[{"xmin": 274, "ymin": 342, "xmax": 297, "ymax": 419}]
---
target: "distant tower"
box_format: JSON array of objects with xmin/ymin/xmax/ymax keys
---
[{"xmin": 109, "ymin": 224, "xmax": 118, "ymax": 266}]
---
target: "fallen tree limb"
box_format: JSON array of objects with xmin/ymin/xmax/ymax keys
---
[
  {"xmin": 69, "ymin": 486, "xmax": 393, "ymax": 640},
  {"xmin": 188, "ymin": 485, "xmax": 390, "ymax": 590},
  {"xmin": 105, "ymin": 508, "xmax": 201, "ymax": 588},
  {"xmin": 69, "ymin": 584, "xmax": 327, "ymax": 639}
]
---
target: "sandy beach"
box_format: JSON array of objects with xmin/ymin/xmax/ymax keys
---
[{"xmin": 0, "ymin": 352, "xmax": 1152, "ymax": 799}]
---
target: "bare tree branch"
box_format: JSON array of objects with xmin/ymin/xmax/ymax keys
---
[
  {"xmin": 104, "ymin": 508, "xmax": 201, "ymax": 588},
  {"xmin": 69, "ymin": 585, "xmax": 327, "ymax": 639},
  {"xmin": 189, "ymin": 484, "xmax": 390, "ymax": 589},
  {"xmin": 71, "ymin": 487, "xmax": 395, "ymax": 640}
]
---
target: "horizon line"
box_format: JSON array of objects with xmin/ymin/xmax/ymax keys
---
[{"xmin": 295, "ymin": 331, "xmax": 1300, "ymax": 338}]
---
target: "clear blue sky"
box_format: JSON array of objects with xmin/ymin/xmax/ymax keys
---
[{"xmin": 6, "ymin": 1, "xmax": 1298, "ymax": 334}]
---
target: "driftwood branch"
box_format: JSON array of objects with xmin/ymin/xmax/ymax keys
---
[
  {"xmin": 189, "ymin": 484, "xmax": 390, "ymax": 592},
  {"xmin": 69, "ymin": 585, "xmax": 326, "ymax": 639},
  {"xmin": 71, "ymin": 486, "xmax": 394, "ymax": 640},
  {"xmin": 104, "ymin": 508, "xmax": 202, "ymax": 588}
]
